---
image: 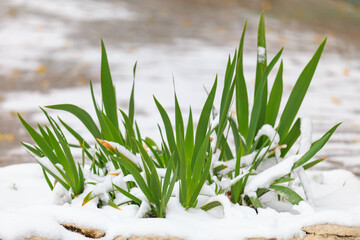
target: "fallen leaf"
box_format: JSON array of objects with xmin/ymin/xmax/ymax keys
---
[
  {"xmin": 330, "ymin": 97, "xmax": 341, "ymax": 105},
  {"xmin": 8, "ymin": 111, "xmax": 18, "ymax": 117},
  {"xmin": 7, "ymin": 7, "xmax": 17, "ymax": 17},
  {"xmin": 39, "ymin": 79, "xmax": 50, "ymax": 88},
  {"xmin": 342, "ymin": 68, "xmax": 350, "ymax": 76},
  {"xmin": 261, "ymin": 0, "xmax": 272, "ymax": 11},
  {"xmin": 36, "ymin": 65, "xmax": 47, "ymax": 74},
  {"xmin": 8, "ymin": 70, "xmax": 22, "ymax": 79},
  {"xmin": 181, "ymin": 18, "xmax": 192, "ymax": 28},
  {"xmin": 0, "ymin": 133, "xmax": 15, "ymax": 142}
]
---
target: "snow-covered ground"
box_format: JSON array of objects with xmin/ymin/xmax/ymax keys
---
[{"xmin": 1, "ymin": 163, "xmax": 360, "ymax": 240}]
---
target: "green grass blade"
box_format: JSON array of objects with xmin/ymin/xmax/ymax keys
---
[
  {"xmin": 270, "ymin": 185, "xmax": 303, "ymax": 205},
  {"xmin": 113, "ymin": 155, "xmax": 153, "ymax": 202},
  {"xmin": 46, "ymin": 104, "xmax": 101, "ymax": 138},
  {"xmin": 41, "ymin": 110, "xmax": 81, "ymax": 193},
  {"xmin": 255, "ymin": 12, "xmax": 268, "ymax": 131},
  {"xmin": 38, "ymin": 125, "xmax": 51, "ymax": 147},
  {"xmin": 33, "ymin": 156, "xmax": 69, "ymax": 190},
  {"xmin": 303, "ymin": 157, "xmax": 326, "ymax": 170},
  {"xmin": 272, "ymin": 177, "xmax": 294, "ymax": 185},
  {"xmin": 216, "ymin": 80, "xmax": 235, "ymax": 149},
  {"xmin": 193, "ymin": 77, "xmax": 217, "ymax": 157},
  {"xmin": 58, "ymin": 118, "xmax": 90, "ymax": 148},
  {"xmin": 128, "ymin": 62, "xmax": 137, "ymax": 127},
  {"xmin": 188, "ymin": 150, "xmax": 212, "ymax": 208},
  {"xmin": 280, "ymin": 118, "xmax": 301, "ymax": 157},
  {"xmin": 157, "ymin": 125, "xmax": 171, "ymax": 165},
  {"xmin": 164, "ymin": 170, "xmax": 177, "ymax": 207},
  {"xmin": 293, "ymin": 123, "xmax": 341, "ymax": 169},
  {"xmin": 101, "ymin": 113, "xmax": 125, "ymax": 145},
  {"xmin": 154, "ymin": 97, "xmax": 176, "ymax": 153},
  {"xmin": 177, "ymin": 128, "xmax": 188, "ymax": 206},
  {"xmin": 184, "ymin": 108, "xmax": 194, "ymax": 164},
  {"xmin": 255, "ymin": 12, "xmax": 267, "ymax": 92},
  {"xmin": 265, "ymin": 60, "xmax": 283, "ymax": 126},
  {"xmin": 18, "ymin": 114, "xmax": 60, "ymax": 165},
  {"xmin": 22, "ymin": 142, "xmax": 44, "ymax": 157},
  {"xmin": 44, "ymin": 126, "xmax": 71, "ymax": 174},
  {"xmin": 249, "ymin": 196, "xmax": 263, "ymax": 208},
  {"xmin": 89, "ymin": 80, "xmax": 112, "ymax": 139},
  {"xmin": 220, "ymin": 54, "xmax": 235, "ymax": 119},
  {"xmin": 174, "ymin": 93, "xmax": 184, "ymax": 144},
  {"xmin": 247, "ymin": 48, "xmax": 283, "ymax": 148},
  {"xmin": 218, "ymin": 51, "xmax": 236, "ymax": 144},
  {"xmin": 113, "ymin": 184, "xmax": 142, "ymax": 205},
  {"xmin": 135, "ymin": 121, "xmax": 142, "ymax": 142},
  {"xmin": 235, "ymin": 20, "xmax": 249, "ymax": 136},
  {"xmin": 278, "ymin": 39, "xmax": 327, "ymax": 140},
  {"xmin": 42, "ymin": 168, "xmax": 54, "ymax": 191},
  {"xmin": 100, "ymin": 40, "xmax": 118, "ymax": 129},
  {"xmin": 120, "ymin": 110, "xmax": 137, "ymax": 152},
  {"xmin": 77, "ymin": 163, "xmax": 84, "ymax": 194},
  {"xmin": 229, "ymin": 118, "xmax": 240, "ymax": 152},
  {"xmin": 144, "ymin": 140, "xmax": 164, "ymax": 168},
  {"xmin": 192, "ymin": 132, "xmax": 211, "ymax": 183},
  {"xmin": 201, "ymin": 201, "xmax": 222, "ymax": 211},
  {"xmin": 136, "ymin": 141, "xmax": 159, "ymax": 177},
  {"xmin": 162, "ymin": 155, "xmax": 174, "ymax": 193}
]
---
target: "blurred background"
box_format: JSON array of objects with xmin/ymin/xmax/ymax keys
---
[{"xmin": 0, "ymin": 0, "xmax": 359, "ymax": 174}]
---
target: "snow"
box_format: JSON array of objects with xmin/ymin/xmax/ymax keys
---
[
  {"xmin": 257, "ymin": 46, "xmax": 266, "ymax": 63},
  {"xmin": 1, "ymin": 164, "xmax": 360, "ymax": 239},
  {"xmin": 244, "ymin": 155, "xmax": 299, "ymax": 196},
  {"xmin": 254, "ymin": 124, "xmax": 280, "ymax": 149},
  {"xmin": 299, "ymin": 118, "xmax": 312, "ymax": 154},
  {"xmin": 296, "ymin": 167, "xmax": 315, "ymax": 206},
  {"xmin": 108, "ymin": 141, "xmax": 143, "ymax": 167}
]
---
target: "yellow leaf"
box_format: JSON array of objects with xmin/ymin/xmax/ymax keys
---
[
  {"xmin": 36, "ymin": 65, "xmax": 47, "ymax": 74},
  {"xmin": 342, "ymin": 68, "xmax": 350, "ymax": 76},
  {"xmin": 7, "ymin": 7, "xmax": 18, "ymax": 17},
  {"xmin": 181, "ymin": 18, "xmax": 192, "ymax": 28},
  {"xmin": 8, "ymin": 70, "xmax": 22, "ymax": 79},
  {"xmin": 0, "ymin": 133, "xmax": 15, "ymax": 142},
  {"xmin": 261, "ymin": 0, "xmax": 272, "ymax": 11},
  {"xmin": 96, "ymin": 138, "xmax": 116, "ymax": 153},
  {"xmin": 39, "ymin": 79, "xmax": 50, "ymax": 88},
  {"xmin": 108, "ymin": 172, "xmax": 120, "ymax": 176},
  {"xmin": 330, "ymin": 97, "xmax": 341, "ymax": 105}
]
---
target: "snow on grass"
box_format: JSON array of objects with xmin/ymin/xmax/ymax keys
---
[
  {"xmin": 244, "ymin": 155, "xmax": 299, "ymax": 196},
  {"xmin": 1, "ymin": 164, "xmax": 360, "ymax": 239},
  {"xmin": 257, "ymin": 46, "xmax": 266, "ymax": 63},
  {"xmin": 254, "ymin": 124, "xmax": 280, "ymax": 149}
]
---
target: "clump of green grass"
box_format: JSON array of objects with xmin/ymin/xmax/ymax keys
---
[{"xmin": 19, "ymin": 14, "xmax": 340, "ymax": 217}]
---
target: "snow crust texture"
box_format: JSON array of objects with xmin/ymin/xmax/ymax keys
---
[{"xmin": 1, "ymin": 164, "xmax": 360, "ymax": 240}]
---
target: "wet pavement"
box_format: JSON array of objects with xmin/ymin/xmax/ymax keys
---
[{"xmin": 0, "ymin": 0, "xmax": 360, "ymax": 174}]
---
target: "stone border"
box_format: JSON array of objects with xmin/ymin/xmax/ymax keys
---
[{"xmin": 10, "ymin": 224, "xmax": 360, "ymax": 240}]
